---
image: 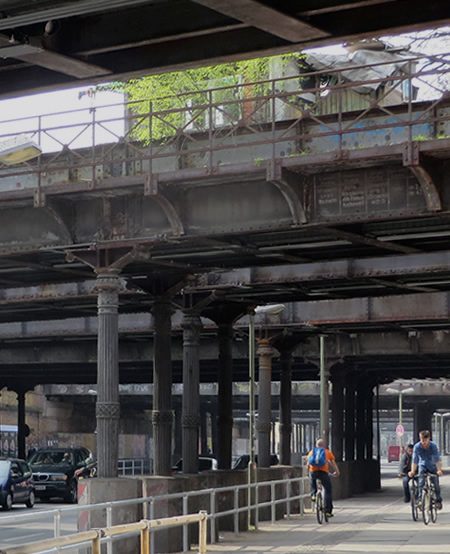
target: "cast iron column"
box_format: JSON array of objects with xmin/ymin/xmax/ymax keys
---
[
  {"xmin": 331, "ymin": 377, "xmax": 344, "ymax": 462},
  {"xmin": 152, "ymin": 297, "xmax": 174, "ymax": 476},
  {"xmin": 356, "ymin": 380, "xmax": 366, "ymax": 460},
  {"xmin": 365, "ymin": 385, "xmax": 374, "ymax": 459},
  {"xmin": 256, "ymin": 339, "xmax": 275, "ymax": 468},
  {"xmin": 319, "ymin": 336, "xmax": 330, "ymax": 445},
  {"xmin": 414, "ymin": 401, "xmax": 433, "ymax": 440},
  {"xmin": 181, "ymin": 312, "xmax": 202, "ymax": 473},
  {"xmin": 200, "ymin": 404, "xmax": 208, "ymax": 454},
  {"xmin": 210, "ymin": 401, "xmax": 218, "ymax": 455},
  {"xmin": 173, "ymin": 398, "xmax": 182, "ymax": 462},
  {"xmin": 217, "ymin": 323, "xmax": 233, "ymax": 469},
  {"xmin": 279, "ymin": 349, "xmax": 293, "ymax": 466},
  {"xmin": 16, "ymin": 388, "xmax": 26, "ymax": 459},
  {"xmin": 96, "ymin": 270, "xmax": 121, "ymax": 478},
  {"xmin": 344, "ymin": 382, "xmax": 356, "ymax": 461}
]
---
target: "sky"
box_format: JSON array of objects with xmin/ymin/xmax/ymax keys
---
[{"xmin": 0, "ymin": 86, "xmax": 125, "ymax": 153}]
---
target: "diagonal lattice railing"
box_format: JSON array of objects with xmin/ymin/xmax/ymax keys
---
[{"xmin": 0, "ymin": 51, "xmax": 449, "ymax": 188}]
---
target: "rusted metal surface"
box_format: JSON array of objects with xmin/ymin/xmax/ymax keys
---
[
  {"xmin": 0, "ymin": 53, "xmax": 448, "ymax": 391},
  {"xmin": 196, "ymin": 251, "xmax": 450, "ymax": 288}
]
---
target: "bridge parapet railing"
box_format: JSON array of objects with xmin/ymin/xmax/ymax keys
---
[
  {"xmin": 0, "ymin": 51, "xmax": 449, "ymax": 189},
  {"xmin": 0, "ymin": 474, "xmax": 309, "ymax": 553}
]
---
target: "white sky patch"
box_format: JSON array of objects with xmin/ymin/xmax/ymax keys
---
[{"xmin": 0, "ymin": 86, "xmax": 125, "ymax": 153}]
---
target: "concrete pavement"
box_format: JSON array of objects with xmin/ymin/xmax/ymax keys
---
[{"xmin": 206, "ymin": 465, "xmax": 450, "ymax": 554}]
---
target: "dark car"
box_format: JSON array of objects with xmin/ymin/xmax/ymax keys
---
[
  {"xmin": 232, "ymin": 454, "xmax": 279, "ymax": 470},
  {"xmin": 0, "ymin": 458, "xmax": 35, "ymax": 510},
  {"xmin": 29, "ymin": 447, "xmax": 96, "ymax": 503}
]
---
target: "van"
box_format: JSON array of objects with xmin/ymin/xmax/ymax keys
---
[{"xmin": 387, "ymin": 445, "xmax": 400, "ymax": 463}]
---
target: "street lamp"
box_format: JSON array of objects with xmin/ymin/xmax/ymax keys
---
[
  {"xmin": 386, "ymin": 386, "xmax": 414, "ymax": 449},
  {"xmin": 247, "ymin": 303, "xmax": 285, "ymax": 528}
]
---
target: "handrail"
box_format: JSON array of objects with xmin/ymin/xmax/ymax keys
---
[
  {"xmin": 0, "ymin": 511, "xmax": 208, "ymax": 554},
  {"xmin": 0, "ymin": 474, "xmax": 309, "ymax": 551},
  {"xmin": 0, "ymin": 50, "xmax": 449, "ymax": 188}
]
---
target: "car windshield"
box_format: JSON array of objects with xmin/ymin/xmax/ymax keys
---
[
  {"xmin": 0, "ymin": 461, "xmax": 10, "ymax": 478},
  {"xmin": 29, "ymin": 452, "xmax": 73, "ymax": 465}
]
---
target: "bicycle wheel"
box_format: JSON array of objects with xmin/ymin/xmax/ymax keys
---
[
  {"xmin": 422, "ymin": 490, "xmax": 431, "ymax": 525},
  {"xmin": 430, "ymin": 497, "xmax": 437, "ymax": 523},
  {"xmin": 316, "ymin": 491, "xmax": 324, "ymax": 524},
  {"xmin": 411, "ymin": 492, "xmax": 419, "ymax": 522}
]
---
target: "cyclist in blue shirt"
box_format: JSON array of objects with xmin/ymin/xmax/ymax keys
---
[{"xmin": 408, "ymin": 429, "xmax": 443, "ymax": 509}]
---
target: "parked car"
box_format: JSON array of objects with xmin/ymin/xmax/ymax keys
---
[
  {"xmin": 232, "ymin": 454, "xmax": 279, "ymax": 470},
  {"xmin": 172, "ymin": 456, "xmax": 218, "ymax": 474},
  {"xmin": 0, "ymin": 457, "xmax": 35, "ymax": 510},
  {"xmin": 28, "ymin": 447, "xmax": 96, "ymax": 503}
]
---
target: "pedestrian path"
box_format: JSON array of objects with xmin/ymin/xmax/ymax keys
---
[{"xmin": 206, "ymin": 467, "xmax": 450, "ymax": 553}]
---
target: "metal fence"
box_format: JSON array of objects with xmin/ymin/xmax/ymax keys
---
[
  {"xmin": 118, "ymin": 458, "xmax": 151, "ymax": 476},
  {"xmin": 0, "ymin": 511, "xmax": 208, "ymax": 554},
  {"xmin": 0, "ymin": 474, "xmax": 309, "ymax": 553},
  {"xmin": 0, "ymin": 51, "xmax": 449, "ymax": 188}
]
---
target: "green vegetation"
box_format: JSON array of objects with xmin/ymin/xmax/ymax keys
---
[{"xmin": 102, "ymin": 54, "xmax": 299, "ymax": 142}]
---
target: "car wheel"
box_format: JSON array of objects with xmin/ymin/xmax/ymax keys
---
[
  {"xmin": 2, "ymin": 493, "xmax": 12, "ymax": 510},
  {"xmin": 26, "ymin": 491, "xmax": 35, "ymax": 508},
  {"xmin": 65, "ymin": 480, "xmax": 78, "ymax": 503}
]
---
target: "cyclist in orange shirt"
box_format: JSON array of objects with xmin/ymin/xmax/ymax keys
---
[{"xmin": 307, "ymin": 438, "xmax": 340, "ymax": 518}]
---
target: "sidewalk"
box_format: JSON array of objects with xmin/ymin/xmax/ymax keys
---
[{"xmin": 206, "ymin": 469, "xmax": 450, "ymax": 553}]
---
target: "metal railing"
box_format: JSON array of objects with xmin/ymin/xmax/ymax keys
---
[
  {"xmin": 118, "ymin": 458, "xmax": 151, "ymax": 476},
  {"xmin": 0, "ymin": 474, "xmax": 309, "ymax": 553},
  {"xmin": 0, "ymin": 51, "xmax": 449, "ymax": 187},
  {"xmin": 0, "ymin": 511, "xmax": 208, "ymax": 554}
]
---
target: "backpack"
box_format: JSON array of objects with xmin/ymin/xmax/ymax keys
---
[{"xmin": 308, "ymin": 446, "xmax": 326, "ymax": 467}]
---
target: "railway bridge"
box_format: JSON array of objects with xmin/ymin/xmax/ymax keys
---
[{"xmin": 0, "ymin": 49, "xmax": 450, "ymax": 499}]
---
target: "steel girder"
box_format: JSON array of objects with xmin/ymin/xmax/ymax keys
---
[{"xmin": 0, "ymin": 1, "xmax": 449, "ymax": 98}]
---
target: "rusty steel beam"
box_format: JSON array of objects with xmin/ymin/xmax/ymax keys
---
[
  {"xmin": 0, "ymin": 290, "xmax": 448, "ymax": 336},
  {"xmin": 190, "ymin": 0, "xmax": 330, "ymax": 42},
  {"xmin": 196, "ymin": 251, "xmax": 450, "ymax": 288}
]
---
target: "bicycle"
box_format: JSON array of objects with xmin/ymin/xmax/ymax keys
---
[
  {"xmin": 421, "ymin": 471, "xmax": 438, "ymax": 525},
  {"xmin": 313, "ymin": 479, "xmax": 328, "ymax": 524}
]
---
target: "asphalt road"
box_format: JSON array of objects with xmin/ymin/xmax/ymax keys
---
[{"xmin": 0, "ymin": 500, "xmax": 78, "ymax": 550}]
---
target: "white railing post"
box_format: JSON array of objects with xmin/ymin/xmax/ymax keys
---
[
  {"xmin": 286, "ymin": 479, "xmax": 291, "ymax": 519},
  {"xmin": 183, "ymin": 494, "xmax": 189, "ymax": 553},
  {"xmin": 150, "ymin": 498, "xmax": 155, "ymax": 554},
  {"xmin": 53, "ymin": 510, "xmax": 61, "ymax": 538},
  {"xmin": 300, "ymin": 476, "xmax": 305, "ymax": 515},
  {"xmin": 234, "ymin": 487, "xmax": 239, "ymax": 536},
  {"xmin": 210, "ymin": 490, "xmax": 216, "ymax": 544},
  {"xmin": 106, "ymin": 504, "xmax": 113, "ymax": 554},
  {"xmin": 271, "ymin": 482, "xmax": 276, "ymax": 524},
  {"xmin": 255, "ymin": 482, "xmax": 259, "ymax": 530}
]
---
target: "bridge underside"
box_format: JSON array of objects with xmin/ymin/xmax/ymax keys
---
[
  {"xmin": 0, "ymin": 0, "xmax": 449, "ymax": 98},
  {"xmin": 1, "ymin": 49, "xmax": 450, "ymax": 475}
]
